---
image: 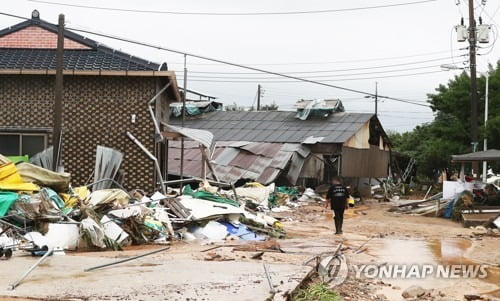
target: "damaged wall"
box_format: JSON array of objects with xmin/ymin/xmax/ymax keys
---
[
  {"xmin": 341, "ymin": 145, "xmax": 390, "ymax": 178},
  {"xmin": 0, "ymin": 74, "xmax": 167, "ymax": 191}
]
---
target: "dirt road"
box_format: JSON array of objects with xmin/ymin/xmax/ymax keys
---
[
  {"xmin": 280, "ymin": 200, "xmax": 500, "ymax": 300},
  {"xmin": 0, "ymin": 200, "xmax": 498, "ymax": 300}
]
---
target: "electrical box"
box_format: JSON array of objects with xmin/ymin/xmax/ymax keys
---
[
  {"xmin": 455, "ymin": 25, "xmax": 468, "ymax": 42},
  {"xmin": 477, "ymin": 24, "xmax": 491, "ymax": 43}
]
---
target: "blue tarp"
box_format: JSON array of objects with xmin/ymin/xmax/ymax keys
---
[{"xmin": 220, "ymin": 222, "xmax": 265, "ymax": 241}]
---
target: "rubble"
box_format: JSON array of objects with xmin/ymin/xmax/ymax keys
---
[
  {"xmin": 401, "ymin": 285, "xmax": 427, "ymax": 298},
  {"xmin": 0, "ymin": 149, "xmax": 318, "ymax": 260}
]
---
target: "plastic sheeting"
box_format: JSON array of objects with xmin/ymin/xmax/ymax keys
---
[
  {"xmin": 0, "ymin": 162, "xmax": 39, "ymax": 191},
  {"xmin": 80, "ymin": 217, "xmax": 106, "ymax": 248},
  {"xmin": 220, "ymin": 222, "xmax": 265, "ymax": 241},
  {"xmin": 88, "ymin": 189, "xmax": 130, "ymax": 207},
  {"xmin": 184, "ymin": 184, "xmax": 239, "ymax": 207},
  {"xmin": 190, "ymin": 221, "xmax": 228, "ymax": 240},
  {"xmin": 179, "ymin": 195, "xmax": 244, "ymax": 221},
  {"xmin": 233, "ymin": 183, "xmax": 275, "ymax": 208},
  {"xmin": 0, "ymin": 191, "xmax": 18, "ymax": 217},
  {"xmin": 17, "ymin": 162, "xmax": 70, "ymax": 192}
]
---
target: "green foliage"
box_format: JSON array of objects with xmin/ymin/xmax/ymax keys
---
[
  {"xmin": 293, "ymin": 282, "xmax": 341, "ymax": 301},
  {"xmin": 261, "ymin": 101, "xmax": 279, "ymax": 111},
  {"xmin": 389, "ymin": 61, "xmax": 500, "ymax": 178}
]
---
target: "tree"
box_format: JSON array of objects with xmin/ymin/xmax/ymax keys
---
[
  {"xmin": 389, "ymin": 61, "xmax": 500, "ymax": 179},
  {"xmin": 261, "ymin": 101, "xmax": 279, "ymax": 111}
]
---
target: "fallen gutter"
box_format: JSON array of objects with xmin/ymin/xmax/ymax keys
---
[
  {"xmin": 148, "ymin": 82, "xmax": 172, "ymax": 143},
  {"xmin": 126, "ymin": 131, "xmax": 166, "ymax": 194}
]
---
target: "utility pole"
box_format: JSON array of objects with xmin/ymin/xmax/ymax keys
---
[
  {"xmin": 52, "ymin": 14, "xmax": 64, "ymax": 172},
  {"xmin": 180, "ymin": 54, "xmax": 187, "ymax": 190},
  {"xmin": 482, "ymin": 71, "xmax": 489, "ymax": 182},
  {"xmin": 468, "ymin": 0, "xmax": 479, "ymax": 154},
  {"xmin": 257, "ymin": 84, "xmax": 261, "ymax": 111},
  {"xmin": 375, "ymin": 82, "xmax": 378, "ymax": 115}
]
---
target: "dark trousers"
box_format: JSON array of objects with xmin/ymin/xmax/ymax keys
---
[{"xmin": 332, "ymin": 207, "xmax": 345, "ymax": 233}]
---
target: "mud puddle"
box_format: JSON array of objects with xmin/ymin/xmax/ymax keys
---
[{"xmin": 363, "ymin": 238, "xmax": 498, "ymax": 300}]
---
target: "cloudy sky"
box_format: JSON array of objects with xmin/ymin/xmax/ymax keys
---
[{"xmin": 2, "ymin": 0, "xmax": 499, "ymax": 132}]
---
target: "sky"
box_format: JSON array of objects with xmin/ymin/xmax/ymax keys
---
[{"xmin": 1, "ymin": 0, "xmax": 499, "ymax": 132}]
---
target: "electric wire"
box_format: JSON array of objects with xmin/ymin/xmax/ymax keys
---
[
  {"xmin": 0, "ymin": 10, "xmax": 432, "ymax": 108},
  {"xmin": 28, "ymin": 0, "xmax": 438, "ymax": 16},
  {"xmin": 174, "ymin": 63, "xmax": 457, "ymax": 79},
  {"xmin": 171, "ymin": 58, "xmax": 467, "ymax": 75},
  {"xmin": 183, "ymin": 70, "xmax": 446, "ymax": 84},
  {"xmin": 169, "ymin": 50, "xmax": 464, "ymax": 66}
]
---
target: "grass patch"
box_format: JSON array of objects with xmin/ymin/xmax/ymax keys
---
[{"xmin": 293, "ymin": 282, "xmax": 341, "ymax": 301}]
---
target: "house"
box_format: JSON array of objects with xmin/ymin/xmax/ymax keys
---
[
  {"xmin": 0, "ymin": 10, "xmax": 180, "ymax": 190},
  {"xmin": 166, "ymin": 102, "xmax": 391, "ymax": 189}
]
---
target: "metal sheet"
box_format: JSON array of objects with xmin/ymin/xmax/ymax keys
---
[
  {"xmin": 241, "ymin": 143, "xmax": 282, "ymax": 157},
  {"xmin": 269, "ymin": 151, "xmax": 293, "ymax": 169},
  {"xmin": 165, "ymin": 124, "xmax": 215, "ymax": 155},
  {"xmin": 214, "ymin": 147, "xmax": 240, "ymax": 166},
  {"xmin": 229, "ymin": 151, "xmax": 258, "ymax": 170},
  {"xmin": 256, "ymin": 167, "xmax": 281, "ymax": 185},
  {"xmin": 247, "ymin": 156, "xmax": 273, "ymax": 173},
  {"xmin": 341, "ymin": 145, "xmax": 389, "ymax": 178},
  {"xmin": 286, "ymin": 153, "xmax": 306, "ymax": 184}
]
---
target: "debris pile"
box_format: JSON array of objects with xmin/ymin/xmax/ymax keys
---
[
  {"xmin": 390, "ymin": 179, "xmax": 500, "ymax": 228},
  {"xmin": 1, "ymin": 151, "xmax": 325, "ymax": 258}
]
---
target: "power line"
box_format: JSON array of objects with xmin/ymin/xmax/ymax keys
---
[
  {"xmin": 0, "ymin": 10, "xmax": 432, "ymax": 108},
  {"xmin": 28, "ymin": 0, "xmax": 437, "ymax": 16},
  {"xmin": 172, "ymin": 58, "xmax": 466, "ymax": 75},
  {"xmin": 0, "ymin": 11, "xmax": 29, "ymax": 20},
  {"xmin": 174, "ymin": 63, "xmax": 453, "ymax": 79},
  {"xmin": 183, "ymin": 70, "xmax": 446, "ymax": 84},
  {"xmin": 169, "ymin": 49, "xmax": 465, "ymax": 66},
  {"xmin": 64, "ymin": 25, "xmax": 433, "ymax": 106}
]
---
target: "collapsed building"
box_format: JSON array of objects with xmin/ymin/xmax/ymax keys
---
[{"xmin": 166, "ymin": 99, "xmax": 391, "ymax": 191}]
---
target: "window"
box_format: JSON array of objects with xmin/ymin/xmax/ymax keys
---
[{"xmin": 0, "ymin": 133, "xmax": 47, "ymax": 157}]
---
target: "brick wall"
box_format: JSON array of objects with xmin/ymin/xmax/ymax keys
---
[
  {"xmin": 0, "ymin": 26, "xmax": 90, "ymax": 49},
  {"xmin": 0, "ymin": 74, "xmax": 162, "ymax": 192}
]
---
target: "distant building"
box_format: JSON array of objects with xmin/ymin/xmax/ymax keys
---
[
  {"xmin": 167, "ymin": 100, "xmax": 391, "ymax": 188},
  {"xmin": 0, "ymin": 11, "xmax": 180, "ymax": 190}
]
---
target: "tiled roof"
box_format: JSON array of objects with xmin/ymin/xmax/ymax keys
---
[
  {"xmin": 169, "ymin": 111, "xmax": 374, "ymax": 144},
  {"xmin": 0, "ymin": 14, "xmax": 161, "ymax": 71},
  {"xmin": 0, "ymin": 48, "xmax": 159, "ymax": 71}
]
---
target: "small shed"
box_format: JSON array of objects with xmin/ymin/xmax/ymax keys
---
[{"xmin": 451, "ymin": 149, "xmax": 500, "ymax": 181}]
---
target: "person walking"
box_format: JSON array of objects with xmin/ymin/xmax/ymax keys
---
[{"xmin": 325, "ymin": 177, "xmax": 349, "ymax": 234}]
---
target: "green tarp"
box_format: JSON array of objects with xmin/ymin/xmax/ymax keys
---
[
  {"xmin": 183, "ymin": 185, "xmax": 239, "ymax": 207},
  {"xmin": 0, "ymin": 191, "xmax": 18, "ymax": 217}
]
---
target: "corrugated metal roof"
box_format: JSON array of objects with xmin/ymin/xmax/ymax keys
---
[
  {"xmin": 169, "ymin": 111, "xmax": 373, "ymax": 144},
  {"xmin": 165, "ymin": 125, "xmax": 215, "ymax": 155},
  {"xmin": 241, "ymin": 143, "xmax": 282, "ymax": 157},
  {"xmin": 214, "ymin": 148, "xmax": 240, "ymax": 166},
  {"xmin": 167, "ymin": 141, "xmax": 308, "ymax": 185}
]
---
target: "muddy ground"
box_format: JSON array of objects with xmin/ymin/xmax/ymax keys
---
[{"xmin": 0, "ymin": 199, "xmax": 498, "ymax": 301}]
